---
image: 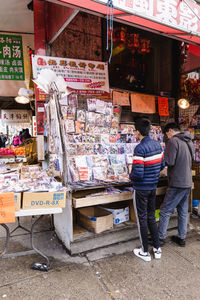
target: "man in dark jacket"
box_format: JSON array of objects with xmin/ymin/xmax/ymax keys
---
[
  {"xmin": 158, "ymin": 123, "xmax": 194, "ymax": 247},
  {"xmin": 130, "ymin": 118, "xmax": 165, "ymax": 262}
]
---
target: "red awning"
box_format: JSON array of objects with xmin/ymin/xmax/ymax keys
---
[{"xmin": 50, "ymin": 0, "xmax": 200, "ymax": 45}]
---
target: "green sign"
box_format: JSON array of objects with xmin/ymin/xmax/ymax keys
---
[{"xmin": 0, "ymin": 34, "xmax": 25, "ymax": 81}]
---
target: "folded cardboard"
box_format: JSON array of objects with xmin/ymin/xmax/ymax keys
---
[
  {"xmin": 77, "ymin": 207, "xmax": 113, "ymax": 234},
  {"xmin": 22, "ymin": 191, "xmax": 66, "ymax": 209},
  {"xmin": 0, "ymin": 192, "xmax": 15, "ymax": 223},
  {"xmin": 14, "ymin": 193, "xmax": 21, "ymax": 211}
]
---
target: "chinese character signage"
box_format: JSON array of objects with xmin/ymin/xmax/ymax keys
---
[
  {"xmin": 1, "ymin": 110, "xmax": 31, "ymax": 124},
  {"xmin": 32, "ymin": 55, "xmax": 110, "ymax": 97},
  {"xmin": 158, "ymin": 97, "xmax": 169, "ymax": 116},
  {"xmin": 0, "ymin": 34, "xmax": 25, "ymax": 81},
  {"xmin": 32, "ymin": 116, "xmax": 37, "ymax": 137},
  {"xmin": 96, "ymin": 0, "xmax": 200, "ymax": 35},
  {"xmin": 131, "ymin": 93, "xmax": 156, "ymax": 114}
]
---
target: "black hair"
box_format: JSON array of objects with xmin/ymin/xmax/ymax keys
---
[
  {"xmin": 163, "ymin": 122, "xmax": 180, "ymax": 134},
  {"xmin": 135, "ymin": 118, "xmax": 151, "ymax": 136}
]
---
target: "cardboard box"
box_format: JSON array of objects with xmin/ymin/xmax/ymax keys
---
[
  {"xmin": 0, "ymin": 193, "xmax": 15, "ymax": 223},
  {"xmin": 14, "ymin": 193, "xmax": 21, "ymax": 211},
  {"xmin": 77, "ymin": 207, "xmax": 113, "ymax": 234},
  {"xmin": 22, "ymin": 191, "xmax": 66, "ymax": 209},
  {"xmin": 100, "ymin": 204, "xmax": 130, "ymax": 224}
]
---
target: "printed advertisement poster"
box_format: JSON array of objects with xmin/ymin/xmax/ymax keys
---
[
  {"xmin": 131, "ymin": 93, "xmax": 156, "ymax": 114},
  {"xmin": 158, "ymin": 97, "xmax": 169, "ymax": 116},
  {"xmin": 113, "ymin": 90, "xmax": 130, "ymax": 106},
  {"xmin": 32, "ymin": 55, "xmax": 110, "ymax": 97},
  {"xmin": 36, "ymin": 102, "xmax": 45, "ymax": 134},
  {"xmin": 0, "ymin": 34, "xmax": 24, "ymax": 81}
]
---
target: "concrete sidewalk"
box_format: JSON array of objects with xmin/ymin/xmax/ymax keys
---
[{"xmin": 0, "ymin": 219, "xmax": 200, "ymax": 300}]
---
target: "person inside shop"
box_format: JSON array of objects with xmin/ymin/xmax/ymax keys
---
[
  {"xmin": 0, "ymin": 132, "xmax": 7, "ymax": 148},
  {"xmin": 158, "ymin": 123, "xmax": 194, "ymax": 247},
  {"xmin": 129, "ymin": 118, "xmax": 165, "ymax": 262}
]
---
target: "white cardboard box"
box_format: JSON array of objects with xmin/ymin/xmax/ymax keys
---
[{"xmin": 100, "ymin": 205, "xmax": 129, "ymax": 224}]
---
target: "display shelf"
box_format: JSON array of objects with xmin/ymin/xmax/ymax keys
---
[
  {"xmin": 72, "ymin": 186, "xmax": 167, "ymax": 209},
  {"xmin": 73, "ymin": 220, "xmax": 137, "ymax": 242},
  {"xmin": 73, "ymin": 191, "xmax": 133, "ymax": 208},
  {"xmin": 69, "ymin": 215, "xmax": 178, "ymax": 255}
]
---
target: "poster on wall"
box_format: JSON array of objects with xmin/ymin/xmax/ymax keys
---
[
  {"xmin": 0, "ymin": 34, "xmax": 24, "ymax": 81},
  {"xmin": 113, "ymin": 91, "xmax": 130, "ymax": 106},
  {"xmin": 158, "ymin": 97, "xmax": 169, "ymax": 116},
  {"xmin": 32, "ymin": 55, "xmax": 110, "ymax": 98},
  {"xmin": 36, "ymin": 102, "xmax": 45, "ymax": 134},
  {"xmin": 131, "ymin": 93, "xmax": 156, "ymax": 114}
]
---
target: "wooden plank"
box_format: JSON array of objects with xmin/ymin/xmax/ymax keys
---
[
  {"xmin": 73, "ymin": 187, "xmax": 168, "ymax": 208},
  {"xmin": 73, "ymin": 224, "xmax": 88, "ymax": 236},
  {"xmin": 73, "ymin": 192, "xmax": 133, "ymax": 208}
]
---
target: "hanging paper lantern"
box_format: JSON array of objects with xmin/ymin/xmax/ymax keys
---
[
  {"xmin": 133, "ymin": 34, "xmax": 140, "ymax": 48},
  {"xmin": 120, "ymin": 26, "xmax": 127, "ymax": 43}
]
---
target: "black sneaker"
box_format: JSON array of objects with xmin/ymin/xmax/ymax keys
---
[
  {"xmin": 159, "ymin": 238, "xmax": 165, "ymax": 247},
  {"xmin": 148, "ymin": 238, "xmax": 165, "ymax": 247},
  {"xmin": 171, "ymin": 235, "xmax": 185, "ymax": 247}
]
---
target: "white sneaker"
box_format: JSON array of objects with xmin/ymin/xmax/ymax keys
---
[
  {"xmin": 153, "ymin": 247, "xmax": 162, "ymax": 259},
  {"xmin": 133, "ymin": 248, "xmax": 151, "ymax": 262}
]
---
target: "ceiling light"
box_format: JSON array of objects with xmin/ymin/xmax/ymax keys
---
[
  {"xmin": 15, "ymin": 95, "xmax": 30, "ymax": 104},
  {"xmin": 178, "ymin": 98, "xmax": 190, "ymax": 109}
]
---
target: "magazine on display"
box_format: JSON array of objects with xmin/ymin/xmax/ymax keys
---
[
  {"xmin": 61, "ymin": 105, "xmax": 68, "ymax": 120},
  {"xmin": 86, "ymin": 111, "xmax": 96, "ymax": 125},
  {"xmin": 67, "ymin": 106, "xmax": 76, "ymax": 119},
  {"xmin": 92, "ymin": 166, "xmax": 107, "ymax": 181},
  {"xmin": 75, "ymin": 121, "xmax": 85, "ymax": 134},
  {"xmin": 96, "ymin": 99, "xmax": 106, "ymax": 114},
  {"xmin": 87, "ymin": 98, "xmax": 97, "ymax": 112},
  {"xmin": 54, "ymin": 95, "xmax": 146, "ymax": 186},
  {"xmin": 78, "ymin": 167, "xmax": 91, "ymax": 181},
  {"xmin": 77, "ymin": 109, "xmax": 86, "ymax": 122},
  {"xmin": 120, "ymin": 124, "xmax": 135, "ymax": 134},
  {"xmin": 67, "ymin": 144, "xmax": 77, "ymax": 156},
  {"xmin": 64, "ymin": 119, "xmax": 75, "ymax": 133}
]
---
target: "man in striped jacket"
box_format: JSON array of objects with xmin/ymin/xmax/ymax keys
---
[{"xmin": 130, "ymin": 118, "xmax": 165, "ymax": 262}]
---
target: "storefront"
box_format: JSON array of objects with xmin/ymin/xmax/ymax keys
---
[
  {"xmin": 27, "ymin": 0, "xmax": 199, "ymax": 254},
  {"xmin": 1, "ymin": 0, "xmax": 199, "ymax": 262}
]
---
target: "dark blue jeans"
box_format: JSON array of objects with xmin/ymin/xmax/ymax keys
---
[{"xmin": 158, "ymin": 187, "xmax": 191, "ymax": 240}]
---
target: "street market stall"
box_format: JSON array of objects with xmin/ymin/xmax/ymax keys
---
[
  {"xmin": 0, "ymin": 164, "xmax": 68, "ymax": 270},
  {"xmin": 31, "ymin": 54, "xmax": 173, "ymax": 254}
]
